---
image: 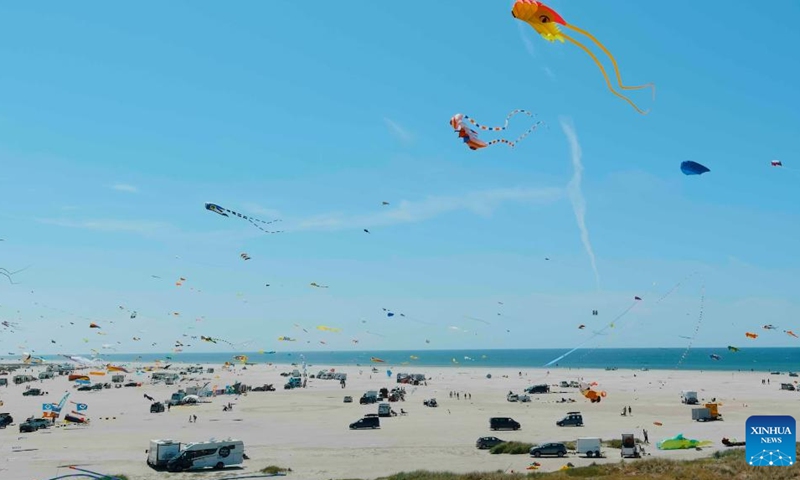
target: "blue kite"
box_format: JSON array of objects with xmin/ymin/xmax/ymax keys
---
[{"xmin": 680, "ymin": 161, "xmax": 710, "ymax": 176}]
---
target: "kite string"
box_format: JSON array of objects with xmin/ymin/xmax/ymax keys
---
[
  {"xmin": 675, "ymin": 284, "xmax": 705, "ymax": 369},
  {"xmin": 464, "ymin": 109, "xmax": 534, "ymax": 131},
  {"xmin": 560, "ymin": 32, "xmax": 649, "ymax": 115}
]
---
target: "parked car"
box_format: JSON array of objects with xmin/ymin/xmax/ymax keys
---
[
  {"xmin": 0, "ymin": 413, "xmax": 13, "ymax": 429},
  {"xmin": 476, "ymin": 436, "xmax": 506, "ymax": 449},
  {"xmin": 525, "ymin": 384, "xmax": 550, "ymax": 394},
  {"xmin": 530, "ymin": 442, "xmax": 568, "ymax": 457},
  {"xmin": 490, "ymin": 417, "xmax": 520, "ymax": 431},
  {"xmin": 343, "ymin": 396, "xmax": 353, "ymax": 403},
  {"xmin": 556, "ymin": 412, "xmax": 584, "ymax": 427},
  {"xmin": 22, "ymin": 388, "xmax": 45, "ymax": 396},
  {"xmin": 124, "ymin": 381, "xmax": 141, "ymax": 387},
  {"xmin": 423, "ymin": 398, "xmax": 438, "ymax": 407},
  {"xmin": 77, "ymin": 385, "xmax": 93, "ymax": 391},
  {"xmin": 349, "ymin": 416, "xmax": 380, "ymax": 430},
  {"xmin": 19, "ymin": 418, "xmax": 50, "ymax": 433},
  {"xmin": 150, "ymin": 402, "xmax": 166, "ymax": 413}
]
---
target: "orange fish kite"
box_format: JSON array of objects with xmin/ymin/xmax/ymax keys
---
[
  {"xmin": 512, "ymin": 0, "xmax": 654, "ymax": 114},
  {"xmin": 745, "ymin": 332, "xmax": 758, "ymax": 339}
]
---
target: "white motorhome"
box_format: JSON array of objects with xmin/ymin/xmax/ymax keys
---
[
  {"xmin": 680, "ymin": 390, "xmax": 698, "ymax": 405},
  {"xmin": 166, "ymin": 439, "xmax": 244, "ymax": 471},
  {"xmin": 147, "ymin": 439, "xmax": 182, "ymax": 468}
]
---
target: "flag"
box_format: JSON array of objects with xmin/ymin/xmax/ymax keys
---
[{"xmin": 76, "ymin": 403, "xmax": 87, "ymax": 411}]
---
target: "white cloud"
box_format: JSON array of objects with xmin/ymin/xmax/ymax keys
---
[
  {"xmin": 288, "ymin": 186, "xmax": 563, "ymax": 231},
  {"xmin": 37, "ymin": 218, "xmax": 169, "ymax": 235},
  {"xmin": 517, "ymin": 22, "xmax": 537, "ymax": 58},
  {"xmin": 111, "ymin": 184, "xmax": 138, "ymax": 193},
  {"xmin": 561, "ymin": 117, "xmax": 600, "ymax": 290},
  {"xmin": 543, "ymin": 67, "xmax": 556, "ymax": 81},
  {"xmin": 242, "ymin": 202, "xmax": 282, "ymax": 219},
  {"xmin": 383, "ymin": 117, "xmax": 413, "ymax": 144}
]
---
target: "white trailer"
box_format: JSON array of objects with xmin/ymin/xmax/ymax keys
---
[
  {"xmin": 166, "ymin": 439, "xmax": 244, "ymax": 471},
  {"xmin": 576, "ymin": 437, "xmax": 602, "ymax": 458},
  {"xmin": 681, "ymin": 390, "xmax": 698, "ymax": 405},
  {"xmin": 147, "ymin": 439, "xmax": 181, "ymax": 468}
]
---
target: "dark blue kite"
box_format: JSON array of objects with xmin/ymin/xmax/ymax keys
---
[{"xmin": 680, "ymin": 161, "xmax": 710, "ymax": 176}]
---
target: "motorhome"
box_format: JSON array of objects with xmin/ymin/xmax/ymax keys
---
[
  {"xmin": 111, "ymin": 374, "xmax": 125, "ymax": 383},
  {"xmin": 151, "ymin": 372, "xmax": 180, "ymax": 383},
  {"xmin": 38, "ymin": 371, "xmax": 55, "ymax": 380},
  {"xmin": 166, "ymin": 439, "xmax": 244, "ymax": 472}
]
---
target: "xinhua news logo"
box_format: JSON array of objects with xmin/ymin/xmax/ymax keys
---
[{"xmin": 746, "ymin": 415, "xmax": 796, "ymax": 466}]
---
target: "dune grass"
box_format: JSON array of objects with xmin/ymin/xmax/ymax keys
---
[
  {"xmin": 490, "ymin": 442, "xmax": 535, "ymax": 454},
  {"xmin": 261, "ymin": 465, "xmax": 292, "ymax": 474},
  {"xmin": 345, "ymin": 444, "xmax": 800, "ymax": 480}
]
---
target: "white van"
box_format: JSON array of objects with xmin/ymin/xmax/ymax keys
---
[{"xmin": 166, "ymin": 439, "xmax": 244, "ymax": 471}]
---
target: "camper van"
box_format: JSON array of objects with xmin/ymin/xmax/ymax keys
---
[
  {"xmin": 681, "ymin": 390, "xmax": 699, "ymax": 405},
  {"xmin": 147, "ymin": 439, "xmax": 182, "ymax": 468},
  {"xmin": 165, "ymin": 439, "xmax": 244, "ymax": 472}
]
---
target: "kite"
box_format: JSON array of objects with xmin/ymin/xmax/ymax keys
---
[
  {"xmin": 89, "ymin": 323, "xmax": 100, "ymax": 329},
  {"xmin": 370, "ymin": 356, "xmax": 386, "ymax": 363},
  {"xmin": 316, "ymin": 325, "xmax": 341, "ymax": 333},
  {"xmin": 204, "ymin": 202, "xmax": 283, "ymax": 234},
  {"xmin": 745, "ymin": 332, "xmax": 758, "ymax": 339},
  {"xmin": 240, "ymin": 253, "xmax": 251, "ymax": 261},
  {"xmin": 130, "ymin": 311, "xmax": 137, "ymax": 319},
  {"xmin": 771, "ymin": 160, "xmax": 783, "ymax": 167},
  {"xmin": 578, "ymin": 324, "xmax": 585, "ymax": 329},
  {"xmin": 512, "ymin": 0, "xmax": 654, "ymax": 115},
  {"xmin": 450, "ymin": 110, "xmax": 543, "ymax": 151},
  {"xmin": 592, "ymin": 310, "xmax": 598, "ymax": 316},
  {"xmin": 657, "ymin": 434, "xmax": 712, "ymax": 450},
  {"xmin": 785, "ymin": 330, "xmax": 798, "ymax": 338},
  {"xmin": 579, "ymin": 381, "xmax": 606, "ymax": 403},
  {"xmin": 727, "ymin": 346, "xmax": 740, "ymax": 352},
  {"xmin": 278, "ymin": 336, "xmax": 296, "ymax": 342},
  {"xmin": 310, "ymin": 282, "xmax": 329, "ymax": 288},
  {"xmin": 233, "ymin": 355, "xmax": 248, "ymax": 363},
  {"xmin": 762, "ymin": 324, "xmax": 777, "ymax": 330},
  {"xmin": 382, "ymin": 201, "xmax": 390, "ymax": 205},
  {"xmin": 0, "ymin": 266, "xmax": 29, "ymax": 284},
  {"xmin": 709, "ymin": 354, "xmax": 721, "ymax": 361},
  {"xmin": 363, "ymin": 229, "xmax": 370, "ymax": 234},
  {"xmin": 681, "ymin": 161, "xmax": 710, "ymax": 176},
  {"xmin": 634, "ymin": 296, "xmax": 642, "ymax": 301}
]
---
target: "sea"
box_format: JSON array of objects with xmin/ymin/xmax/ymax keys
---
[{"xmin": 39, "ymin": 348, "xmax": 800, "ymax": 373}]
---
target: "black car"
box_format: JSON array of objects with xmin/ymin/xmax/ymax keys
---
[
  {"xmin": 22, "ymin": 388, "xmax": 45, "ymax": 396},
  {"xmin": 490, "ymin": 417, "xmax": 520, "ymax": 431},
  {"xmin": 0, "ymin": 413, "xmax": 13, "ymax": 429},
  {"xmin": 525, "ymin": 384, "xmax": 550, "ymax": 394},
  {"xmin": 77, "ymin": 385, "xmax": 93, "ymax": 391},
  {"xmin": 530, "ymin": 442, "xmax": 568, "ymax": 457},
  {"xmin": 476, "ymin": 436, "xmax": 505, "ymax": 449},
  {"xmin": 150, "ymin": 402, "xmax": 165, "ymax": 413},
  {"xmin": 19, "ymin": 418, "xmax": 50, "ymax": 433},
  {"xmin": 350, "ymin": 416, "xmax": 380, "ymax": 430}
]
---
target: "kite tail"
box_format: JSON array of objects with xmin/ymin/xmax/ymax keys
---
[
  {"xmin": 561, "ymin": 31, "xmax": 650, "ymax": 115},
  {"xmin": 464, "ymin": 109, "xmax": 535, "ymax": 131},
  {"xmin": 247, "ymin": 218, "xmax": 283, "ymax": 234},
  {"xmin": 484, "ymin": 121, "xmax": 545, "ymax": 149},
  {"xmin": 563, "ymin": 24, "xmax": 655, "ymax": 100}
]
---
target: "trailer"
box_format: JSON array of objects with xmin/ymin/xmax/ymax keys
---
[{"xmin": 576, "ymin": 437, "xmax": 602, "ymax": 458}]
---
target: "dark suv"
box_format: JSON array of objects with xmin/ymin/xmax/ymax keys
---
[
  {"xmin": 0, "ymin": 413, "xmax": 13, "ymax": 429},
  {"xmin": 530, "ymin": 442, "xmax": 568, "ymax": 457},
  {"xmin": 22, "ymin": 388, "xmax": 45, "ymax": 396},
  {"xmin": 476, "ymin": 436, "xmax": 505, "ymax": 449},
  {"xmin": 19, "ymin": 418, "xmax": 50, "ymax": 433},
  {"xmin": 556, "ymin": 412, "xmax": 583, "ymax": 427}
]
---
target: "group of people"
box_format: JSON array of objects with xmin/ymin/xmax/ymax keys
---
[
  {"xmin": 449, "ymin": 391, "xmax": 471, "ymax": 400},
  {"xmin": 621, "ymin": 405, "xmax": 633, "ymax": 416}
]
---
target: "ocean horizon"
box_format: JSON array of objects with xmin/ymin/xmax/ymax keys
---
[{"xmin": 27, "ymin": 347, "xmax": 800, "ymax": 373}]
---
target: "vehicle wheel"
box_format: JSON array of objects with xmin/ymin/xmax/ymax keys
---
[
  {"xmin": 533, "ymin": 451, "xmax": 541, "ymax": 458},
  {"xmin": 586, "ymin": 451, "xmax": 593, "ymax": 458},
  {"xmin": 578, "ymin": 423, "xmax": 583, "ymax": 427},
  {"xmin": 214, "ymin": 462, "xmax": 224, "ymax": 470},
  {"xmin": 558, "ymin": 451, "xmax": 565, "ymax": 457},
  {"xmin": 595, "ymin": 450, "xmax": 601, "ymax": 458}
]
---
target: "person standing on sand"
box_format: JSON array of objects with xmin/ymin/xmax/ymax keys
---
[
  {"xmin": 193, "ymin": 414, "xmax": 197, "ymax": 422},
  {"xmin": 628, "ymin": 406, "xmax": 632, "ymax": 415},
  {"xmin": 189, "ymin": 415, "xmax": 192, "ymax": 423}
]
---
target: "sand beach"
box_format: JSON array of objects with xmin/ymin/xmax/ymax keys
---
[{"xmin": 1, "ymin": 362, "xmax": 796, "ymax": 479}]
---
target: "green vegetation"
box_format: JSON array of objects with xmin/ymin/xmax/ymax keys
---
[
  {"xmin": 339, "ymin": 445, "xmax": 799, "ymax": 480},
  {"xmin": 490, "ymin": 442, "xmax": 535, "ymax": 454},
  {"xmin": 261, "ymin": 465, "xmax": 292, "ymax": 474}
]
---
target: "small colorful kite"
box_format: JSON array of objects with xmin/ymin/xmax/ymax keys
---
[
  {"xmin": 745, "ymin": 332, "xmax": 758, "ymax": 339},
  {"xmin": 763, "ymin": 324, "xmax": 777, "ymax": 330},
  {"xmin": 512, "ymin": 0, "xmax": 654, "ymax": 114},
  {"xmin": 240, "ymin": 253, "xmax": 251, "ymax": 261},
  {"xmin": 727, "ymin": 345, "xmax": 740, "ymax": 352},
  {"xmin": 709, "ymin": 354, "xmax": 721, "ymax": 361},
  {"xmin": 205, "ymin": 202, "xmax": 283, "ymax": 234},
  {"xmin": 316, "ymin": 325, "xmax": 341, "ymax": 333},
  {"xmin": 771, "ymin": 160, "xmax": 783, "ymax": 167},
  {"xmin": 450, "ymin": 110, "xmax": 543, "ymax": 151},
  {"xmin": 310, "ymin": 282, "xmax": 329, "ymax": 289},
  {"xmin": 785, "ymin": 330, "xmax": 798, "ymax": 338},
  {"xmin": 579, "ymin": 381, "xmax": 606, "ymax": 403},
  {"xmin": 370, "ymin": 356, "xmax": 386, "ymax": 363}
]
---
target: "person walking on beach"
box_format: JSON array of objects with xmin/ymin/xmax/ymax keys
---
[
  {"xmin": 189, "ymin": 415, "xmax": 192, "ymax": 423},
  {"xmin": 193, "ymin": 414, "xmax": 197, "ymax": 422},
  {"xmin": 643, "ymin": 429, "xmax": 649, "ymax": 444},
  {"xmin": 628, "ymin": 406, "xmax": 632, "ymax": 415}
]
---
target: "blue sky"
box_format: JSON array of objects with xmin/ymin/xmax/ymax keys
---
[{"xmin": 1, "ymin": 1, "xmax": 799, "ymax": 356}]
